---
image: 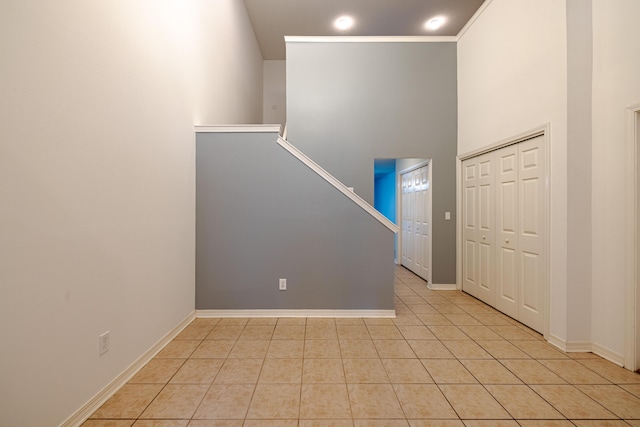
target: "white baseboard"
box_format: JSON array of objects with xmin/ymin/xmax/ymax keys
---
[
  {"xmin": 196, "ymin": 309, "xmax": 396, "ymax": 318},
  {"xmin": 547, "ymin": 334, "xmax": 567, "ymax": 352},
  {"xmin": 427, "ymin": 283, "xmax": 457, "ymax": 291},
  {"xmin": 592, "ymin": 342, "xmax": 625, "ymax": 367},
  {"xmin": 547, "ymin": 335, "xmax": 625, "ymax": 367},
  {"xmin": 60, "ymin": 311, "xmax": 196, "ymax": 427},
  {"xmin": 565, "ymin": 340, "xmax": 593, "ymax": 353},
  {"xmin": 548, "ymin": 335, "xmax": 592, "ymax": 353}
]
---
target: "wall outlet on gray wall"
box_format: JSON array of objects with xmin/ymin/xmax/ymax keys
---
[{"xmin": 279, "ymin": 278, "xmax": 287, "ymax": 291}]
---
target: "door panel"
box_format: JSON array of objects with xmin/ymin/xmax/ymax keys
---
[
  {"xmin": 401, "ymin": 165, "xmax": 431, "ymax": 283},
  {"xmin": 479, "ymin": 242, "xmax": 492, "ymax": 292},
  {"xmin": 465, "ymin": 240, "xmax": 477, "ymax": 291},
  {"xmin": 517, "ymin": 136, "xmax": 544, "ymax": 332},
  {"xmin": 521, "ymin": 251, "xmax": 539, "ymax": 312},
  {"xmin": 499, "ymin": 247, "xmax": 517, "ymax": 303},
  {"xmin": 414, "ymin": 171, "xmax": 424, "ymax": 273},
  {"xmin": 521, "ymin": 178, "xmax": 540, "ymax": 236},
  {"xmin": 496, "ymin": 145, "xmax": 518, "ymax": 318},
  {"xmin": 465, "ymin": 187, "xmax": 476, "ymax": 228},
  {"xmin": 476, "ymin": 153, "xmax": 495, "ymax": 305},
  {"xmin": 415, "ymin": 167, "xmax": 431, "ymax": 281},
  {"xmin": 401, "ymin": 175, "xmax": 411, "ymax": 267},
  {"xmin": 462, "ymin": 159, "xmax": 479, "ymax": 298},
  {"xmin": 500, "ymin": 182, "xmax": 517, "ymax": 233}
]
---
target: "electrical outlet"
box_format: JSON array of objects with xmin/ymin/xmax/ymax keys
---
[
  {"xmin": 99, "ymin": 331, "xmax": 110, "ymax": 356},
  {"xmin": 279, "ymin": 278, "xmax": 287, "ymax": 291}
]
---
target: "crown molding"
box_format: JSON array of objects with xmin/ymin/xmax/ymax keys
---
[
  {"xmin": 285, "ymin": 35, "xmax": 457, "ymax": 44},
  {"xmin": 194, "ymin": 125, "xmax": 281, "ymax": 133}
]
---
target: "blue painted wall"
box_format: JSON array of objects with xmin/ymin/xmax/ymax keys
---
[{"xmin": 374, "ymin": 167, "xmax": 396, "ymax": 224}]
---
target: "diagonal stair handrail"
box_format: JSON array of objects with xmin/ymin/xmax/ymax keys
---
[{"xmin": 276, "ymin": 135, "xmax": 399, "ymax": 233}]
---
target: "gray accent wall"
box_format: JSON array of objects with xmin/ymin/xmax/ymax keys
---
[
  {"xmin": 566, "ymin": 0, "xmax": 593, "ymax": 342},
  {"xmin": 196, "ymin": 131, "xmax": 395, "ymax": 310},
  {"xmin": 286, "ymin": 41, "xmax": 458, "ymax": 284}
]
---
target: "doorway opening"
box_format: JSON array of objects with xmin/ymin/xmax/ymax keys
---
[{"xmin": 374, "ymin": 158, "xmax": 432, "ymax": 284}]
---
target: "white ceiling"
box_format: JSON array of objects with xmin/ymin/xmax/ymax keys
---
[{"xmin": 243, "ymin": 0, "xmax": 486, "ymax": 60}]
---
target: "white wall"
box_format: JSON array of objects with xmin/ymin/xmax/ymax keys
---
[
  {"xmin": 0, "ymin": 1, "xmax": 262, "ymax": 425},
  {"xmin": 263, "ymin": 60, "xmax": 287, "ymax": 126},
  {"xmin": 457, "ymin": 0, "xmax": 570, "ymax": 341},
  {"xmin": 591, "ymin": 0, "xmax": 640, "ymax": 358}
]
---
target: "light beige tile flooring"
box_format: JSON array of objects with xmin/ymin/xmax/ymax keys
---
[{"xmin": 84, "ymin": 266, "xmax": 640, "ymax": 427}]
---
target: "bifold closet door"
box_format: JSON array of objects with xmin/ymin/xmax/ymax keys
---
[
  {"xmin": 462, "ymin": 158, "xmax": 479, "ymax": 298},
  {"xmin": 495, "ymin": 137, "xmax": 545, "ymax": 332},
  {"xmin": 495, "ymin": 144, "xmax": 519, "ymax": 320},
  {"xmin": 476, "ymin": 154, "xmax": 496, "ymax": 306},
  {"xmin": 463, "ymin": 135, "xmax": 545, "ymax": 333},
  {"xmin": 412, "ymin": 166, "xmax": 431, "ymax": 282},
  {"xmin": 401, "ymin": 166, "xmax": 431, "ymax": 283},
  {"xmin": 401, "ymin": 173, "xmax": 414, "ymax": 270},
  {"xmin": 515, "ymin": 136, "xmax": 545, "ymax": 332},
  {"xmin": 462, "ymin": 154, "xmax": 495, "ymax": 306}
]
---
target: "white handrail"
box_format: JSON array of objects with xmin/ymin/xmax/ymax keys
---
[{"xmin": 276, "ymin": 136, "xmax": 399, "ymax": 234}]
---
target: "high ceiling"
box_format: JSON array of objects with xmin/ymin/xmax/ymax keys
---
[{"xmin": 243, "ymin": 0, "xmax": 486, "ymax": 60}]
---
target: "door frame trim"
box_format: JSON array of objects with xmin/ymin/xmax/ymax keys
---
[
  {"xmin": 456, "ymin": 124, "xmax": 551, "ymax": 338},
  {"xmin": 625, "ymin": 103, "xmax": 640, "ymax": 371},
  {"xmin": 397, "ymin": 159, "xmax": 432, "ymax": 283}
]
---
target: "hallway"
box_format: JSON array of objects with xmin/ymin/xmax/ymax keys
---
[{"xmin": 83, "ymin": 267, "xmax": 640, "ymax": 426}]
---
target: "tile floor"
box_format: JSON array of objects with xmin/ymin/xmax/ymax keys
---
[{"xmin": 84, "ymin": 266, "xmax": 640, "ymax": 427}]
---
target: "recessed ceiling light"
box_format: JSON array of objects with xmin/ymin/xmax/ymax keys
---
[
  {"xmin": 425, "ymin": 16, "xmax": 446, "ymax": 30},
  {"xmin": 334, "ymin": 15, "xmax": 354, "ymax": 31}
]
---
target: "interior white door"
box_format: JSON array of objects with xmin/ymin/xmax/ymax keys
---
[
  {"xmin": 413, "ymin": 166, "xmax": 431, "ymax": 282},
  {"xmin": 401, "ymin": 165, "xmax": 431, "ymax": 283},
  {"xmin": 462, "ymin": 158, "xmax": 479, "ymax": 298},
  {"xmin": 401, "ymin": 174, "xmax": 414, "ymax": 270},
  {"xmin": 516, "ymin": 136, "xmax": 545, "ymax": 332},
  {"xmin": 495, "ymin": 144, "xmax": 519, "ymax": 319}
]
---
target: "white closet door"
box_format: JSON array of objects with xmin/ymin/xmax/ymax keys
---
[
  {"xmin": 477, "ymin": 153, "xmax": 496, "ymax": 306},
  {"xmin": 462, "ymin": 158, "xmax": 479, "ymax": 298},
  {"xmin": 401, "ymin": 174, "xmax": 414, "ymax": 270},
  {"xmin": 413, "ymin": 170, "xmax": 423, "ymax": 274},
  {"xmin": 495, "ymin": 144, "xmax": 519, "ymax": 319},
  {"xmin": 462, "ymin": 136, "xmax": 546, "ymax": 333},
  {"xmin": 413, "ymin": 166, "xmax": 431, "ymax": 282},
  {"xmin": 517, "ymin": 136, "xmax": 545, "ymax": 332},
  {"xmin": 401, "ymin": 166, "xmax": 432, "ymax": 283}
]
